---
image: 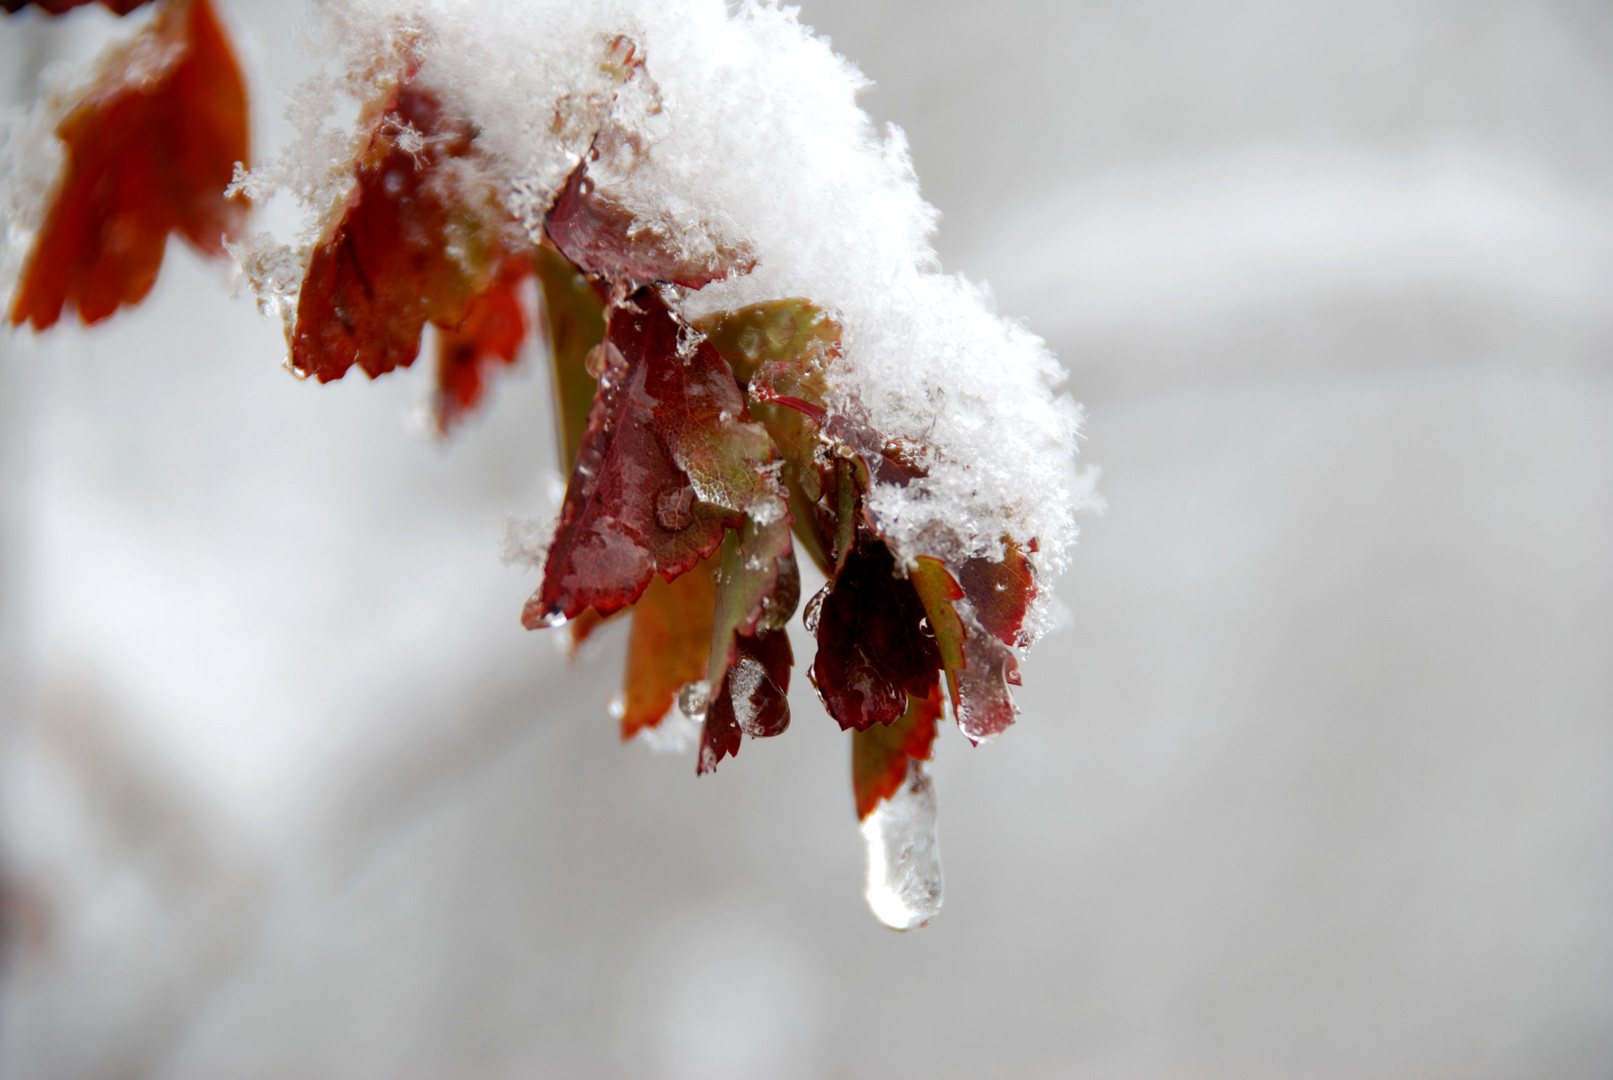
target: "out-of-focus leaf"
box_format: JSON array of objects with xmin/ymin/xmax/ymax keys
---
[
  {"xmin": 433, "ymin": 253, "xmax": 532, "ymax": 435},
  {"xmin": 525, "ymin": 287, "xmax": 781, "ymax": 624},
  {"xmin": 956, "ymin": 540, "xmax": 1037, "ymax": 647},
  {"xmin": 533, "ymin": 242, "xmax": 606, "ymax": 472},
  {"xmin": 291, "ymin": 76, "xmax": 517, "ymax": 383},
  {"xmin": 810, "ymin": 533, "xmax": 940, "ymax": 732},
  {"xmin": 8, "ymin": 0, "xmax": 248, "ymax": 329},
  {"xmin": 851, "ymin": 685, "xmax": 941, "ymax": 820},
  {"xmin": 620, "ymin": 553, "xmax": 718, "ymax": 739},
  {"xmin": 2, "ymin": 0, "xmax": 152, "ymax": 13}
]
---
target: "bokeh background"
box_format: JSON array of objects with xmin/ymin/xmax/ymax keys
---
[{"xmin": 2, "ymin": 1, "xmax": 1611, "ymax": 1077}]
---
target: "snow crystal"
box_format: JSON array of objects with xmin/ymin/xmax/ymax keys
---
[{"xmin": 241, "ymin": 0, "xmax": 1090, "ymax": 638}]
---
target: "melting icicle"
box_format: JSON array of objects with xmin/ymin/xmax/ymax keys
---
[
  {"xmin": 861, "ymin": 761, "xmax": 943, "ymax": 930},
  {"xmin": 676, "ymin": 679, "xmax": 710, "ymax": 722}
]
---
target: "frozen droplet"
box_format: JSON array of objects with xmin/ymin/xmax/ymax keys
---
[
  {"xmin": 802, "ymin": 584, "xmax": 829, "ymax": 633},
  {"xmin": 861, "ymin": 762, "xmax": 943, "ymax": 931},
  {"xmin": 539, "ymin": 610, "xmax": 569, "ymax": 628},
  {"xmin": 608, "ymin": 691, "xmax": 626, "ymax": 721},
  {"xmin": 676, "ymin": 679, "xmax": 710, "ymax": 723},
  {"xmin": 655, "ymin": 485, "xmax": 695, "ymax": 532}
]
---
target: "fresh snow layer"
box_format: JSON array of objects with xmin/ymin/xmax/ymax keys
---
[{"xmin": 98, "ymin": 0, "xmax": 1092, "ymax": 638}]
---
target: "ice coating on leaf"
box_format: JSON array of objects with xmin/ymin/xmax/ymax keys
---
[
  {"xmin": 911, "ymin": 553, "xmax": 1021, "ymax": 742},
  {"xmin": 526, "ymin": 287, "xmax": 778, "ymax": 623},
  {"xmin": 957, "ymin": 540, "xmax": 1037, "ymax": 647},
  {"xmin": 242, "ymin": 0, "xmax": 1088, "ymax": 635},
  {"xmin": 699, "ymin": 627, "xmax": 791, "ymax": 773},
  {"xmin": 6, "ymin": 0, "xmax": 248, "ymax": 329},
  {"xmin": 862, "ymin": 760, "xmax": 943, "ymax": 931}
]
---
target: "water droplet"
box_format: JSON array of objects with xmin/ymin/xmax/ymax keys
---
[
  {"xmin": 608, "ymin": 691, "xmax": 626, "ymax": 721},
  {"xmin": 676, "ymin": 679, "xmax": 710, "ymax": 723},
  {"xmin": 583, "ymin": 343, "xmax": 609, "ymax": 378},
  {"xmin": 861, "ymin": 762, "xmax": 943, "ymax": 931},
  {"xmin": 802, "ymin": 584, "xmax": 829, "ymax": 633},
  {"xmin": 540, "ymin": 610, "xmax": 569, "ymax": 628},
  {"xmin": 655, "ymin": 485, "xmax": 695, "ymax": 531}
]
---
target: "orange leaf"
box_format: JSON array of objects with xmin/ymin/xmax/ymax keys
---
[
  {"xmin": 9, "ymin": 0, "xmax": 249, "ymax": 329},
  {"xmin": 291, "ymin": 74, "xmax": 516, "ymax": 383},
  {"xmin": 432, "ymin": 254, "xmax": 533, "ymax": 435},
  {"xmin": 619, "ymin": 554, "xmax": 719, "ymax": 740}
]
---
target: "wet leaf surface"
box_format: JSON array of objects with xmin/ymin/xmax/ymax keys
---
[
  {"xmin": 810, "ymin": 534, "xmax": 940, "ymax": 732},
  {"xmin": 700, "ymin": 628, "xmax": 792, "ymax": 774},
  {"xmin": 526, "ymin": 287, "xmax": 780, "ymax": 623},
  {"xmin": 9, "ymin": 0, "xmax": 248, "ymax": 329}
]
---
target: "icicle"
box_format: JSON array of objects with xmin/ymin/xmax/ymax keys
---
[{"xmin": 861, "ymin": 760, "xmax": 943, "ymax": 930}]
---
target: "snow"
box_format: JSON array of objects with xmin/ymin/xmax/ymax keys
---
[{"xmin": 236, "ymin": 0, "xmax": 1089, "ymax": 637}]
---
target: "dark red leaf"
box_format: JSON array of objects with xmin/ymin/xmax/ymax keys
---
[
  {"xmin": 956, "ymin": 540, "xmax": 1037, "ymax": 647},
  {"xmin": 525, "ymin": 287, "xmax": 782, "ymax": 624},
  {"xmin": 810, "ymin": 534, "xmax": 941, "ymax": 732},
  {"xmin": 291, "ymin": 75, "xmax": 517, "ymax": 383},
  {"xmin": 851, "ymin": 685, "xmax": 941, "ymax": 820},
  {"xmin": 544, "ymin": 154, "xmax": 748, "ymax": 290},
  {"xmin": 432, "ymin": 254, "xmax": 532, "ymax": 435},
  {"xmin": 8, "ymin": 0, "xmax": 248, "ymax": 329}
]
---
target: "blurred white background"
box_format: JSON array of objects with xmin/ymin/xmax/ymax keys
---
[{"xmin": 2, "ymin": 1, "xmax": 1611, "ymax": 1077}]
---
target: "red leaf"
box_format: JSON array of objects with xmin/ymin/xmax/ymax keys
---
[
  {"xmin": 8, "ymin": 0, "xmax": 248, "ymax": 329},
  {"xmin": 432, "ymin": 254, "xmax": 532, "ymax": 435},
  {"xmin": 851, "ymin": 685, "xmax": 941, "ymax": 820},
  {"xmin": 291, "ymin": 75, "xmax": 517, "ymax": 383},
  {"xmin": 956, "ymin": 540, "xmax": 1037, "ymax": 647},
  {"xmin": 2, "ymin": 0, "xmax": 153, "ymax": 17},
  {"xmin": 525, "ymin": 287, "xmax": 782, "ymax": 624},
  {"xmin": 545, "ymin": 154, "xmax": 747, "ymax": 290},
  {"xmin": 809, "ymin": 534, "xmax": 941, "ymax": 732}
]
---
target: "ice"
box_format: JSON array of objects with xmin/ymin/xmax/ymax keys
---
[
  {"xmin": 861, "ymin": 760, "xmax": 943, "ymax": 931},
  {"xmin": 227, "ymin": 0, "xmax": 1089, "ymax": 642}
]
